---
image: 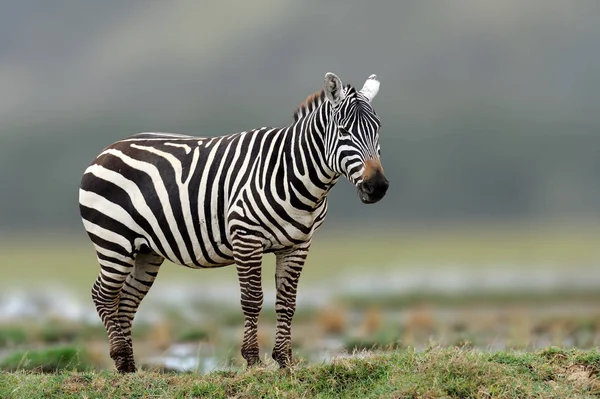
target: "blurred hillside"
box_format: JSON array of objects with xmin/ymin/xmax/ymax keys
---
[{"xmin": 1, "ymin": 1, "xmax": 600, "ymax": 231}]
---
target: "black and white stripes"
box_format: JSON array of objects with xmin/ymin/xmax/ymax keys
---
[{"xmin": 79, "ymin": 72, "xmax": 388, "ymax": 372}]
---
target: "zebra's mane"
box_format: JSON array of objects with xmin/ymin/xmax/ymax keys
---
[{"xmin": 293, "ymin": 84, "xmax": 353, "ymax": 122}]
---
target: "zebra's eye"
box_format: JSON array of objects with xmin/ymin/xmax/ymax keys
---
[{"xmin": 338, "ymin": 126, "xmax": 351, "ymax": 138}]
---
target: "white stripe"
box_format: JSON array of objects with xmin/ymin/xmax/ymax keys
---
[
  {"xmin": 164, "ymin": 142, "xmax": 192, "ymax": 154},
  {"xmin": 290, "ymin": 183, "xmax": 316, "ymax": 207},
  {"xmin": 95, "ymin": 245, "xmax": 133, "ymax": 263},
  {"xmin": 82, "ymin": 219, "xmax": 132, "ymax": 253},
  {"xmin": 79, "ymin": 189, "xmax": 147, "ymax": 239}
]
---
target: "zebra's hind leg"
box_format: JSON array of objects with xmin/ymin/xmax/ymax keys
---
[
  {"xmin": 91, "ymin": 250, "xmax": 136, "ymax": 373},
  {"xmin": 116, "ymin": 251, "xmax": 164, "ymax": 372},
  {"xmin": 232, "ymin": 233, "xmax": 264, "ymax": 367},
  {"xmin": 272, "ymin": 243, "xmax": 309, "ymax": 368}
]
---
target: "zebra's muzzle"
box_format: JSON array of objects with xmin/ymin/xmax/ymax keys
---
[{"xmin": 358, "ymin": 169, "xmax": 389, "ymax": 204}]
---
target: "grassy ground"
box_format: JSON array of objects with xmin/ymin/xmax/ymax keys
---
[
  {"xmin": 2, "ymin": 226, "xmax": 600, "ymax": 397},
  {"xmin": 1, "ymin": 347, "xmax": 599, "ymax": 398}
]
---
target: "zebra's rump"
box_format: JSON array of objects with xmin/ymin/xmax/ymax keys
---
[{"xmin": 79, "ymin": 132, "xmax": 243, "ymax": 268}]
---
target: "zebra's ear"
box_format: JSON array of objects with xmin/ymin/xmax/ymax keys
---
[
  {"xmin": 359, "ymin": 74, "xmax": 380, "ymax": 102},
  {"xmin": 323, "ymin": 72, "xmax": 345, "ymax": 106}
]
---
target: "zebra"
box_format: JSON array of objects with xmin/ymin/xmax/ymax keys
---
[{"xmin": 78, "ymin": 72, "xmax": 389, "ymax": 373}]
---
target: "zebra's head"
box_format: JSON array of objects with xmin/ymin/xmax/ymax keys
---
[{"xmin": 322, "ymin": 72, "xmax": 389, "ymax": 204}]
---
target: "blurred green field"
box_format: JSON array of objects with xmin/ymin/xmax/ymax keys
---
[{"xmin": 2, "ymin": 224, "xmax": 600, "ymax": 294}]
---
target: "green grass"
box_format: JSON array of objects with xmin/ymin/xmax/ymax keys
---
[
  {"xmin": 176, "ymin": 328, "xmax": 210, "ymax": 343},
  {"xmin": 343, "ymin": 328, "xmax": 404, "ymax": 352},
  {"xmin": 1, "ymin": 347, "xmax": 598, "ymax": 398},
  {"xmin": 0, "ymin": 346, "xmax": 92, "ymax": 373},
  {"xmin": 340, "ymin": 290, "xmax": 600, "ymax": 309},
  {"xmin": 0, "ymin": 327, "xmax": 28, "ymax": 348},
  {"xmin": 3, "ymin": 225, "xmax": 600, "ymax": 295}
]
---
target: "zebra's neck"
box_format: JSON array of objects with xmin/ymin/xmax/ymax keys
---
[{"xmin": 284, "ymin": 101, "xmax": 340, "ymax": 211}]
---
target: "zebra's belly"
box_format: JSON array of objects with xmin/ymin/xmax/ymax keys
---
[
  {"xmin": 195, "ymin": 241, "xmax": 235, "ymax": 268},
  {"xmin": 164, "ymin": 240, "xmax": 236, "ymax": 269}
]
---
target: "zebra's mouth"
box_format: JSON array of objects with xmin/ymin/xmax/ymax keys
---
[
  {"xmin": 357, "ymin": 186, "xmax": 384, "ymax": 204},
  {"xmin": 357, "ymin": 176, "xmax": 389, "ymax": 204},
  {"xmin": 360, "ymin": 192, "xmax": 376, "ymax": 204}
]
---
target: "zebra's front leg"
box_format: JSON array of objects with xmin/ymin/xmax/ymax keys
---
[
  {"xmin": 233, "ymin": 234, "xmax": 264, "ymax": 367},
  {"xmin": 272, "ymin": 243, "xmax": 309, "ymax": 368}
]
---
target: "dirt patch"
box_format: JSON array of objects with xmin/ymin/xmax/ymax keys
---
[{"xmin": 567, "ymin": 365, "xmax": 592, "ymax": 385}]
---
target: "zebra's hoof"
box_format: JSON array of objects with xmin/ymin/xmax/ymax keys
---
[
  {"xmin": 114, "ymin": 356, "xmax": 137, "ymax": 373},
  {"xmin": 272, "ymin": 353, "xmax": 291, "ymax": 369},
  {"xmin": 241, "ymin": 347, "xmax": 262, "ymax": 368},
  {"xmin": 245, "ymin": 358, "xmax": 262, "ymax": 368},
  {"xmin": 116, "ymin": 365, "xmax": 136, "ymax": 373}
]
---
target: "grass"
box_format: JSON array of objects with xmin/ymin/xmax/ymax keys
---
[
  {"xmin": 2, "ymin": 226, "xmax": 599, "ymax": 396},
  {"xmin": 176, "ymin": 328, "xmax": 210, "ymax": 343},
  {"xmin": 0, "ymin": 347, "xmax": 598, "ymax": 398},
  {"xmin": 0, "ymin": 327, "xmax": 28, "ymax": 348},
  {"xmin": 340, "ymin": 290, "xmax": 600, "ymax": 310},
  {"xmin": 0, "ymin": 346, "xmax": 92, "ymax": 373},
  {"xmin": 2, "ymin": 225, "xmax": 600, "ymax": 295},
  {"xmin": 343, "ymin": 327, "xmax": 404, "ymax": 352}
]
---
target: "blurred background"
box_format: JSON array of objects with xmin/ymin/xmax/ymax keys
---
[{"xmin": 1, "ymin": 0, "xmax": 600, "ymax": 373}]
